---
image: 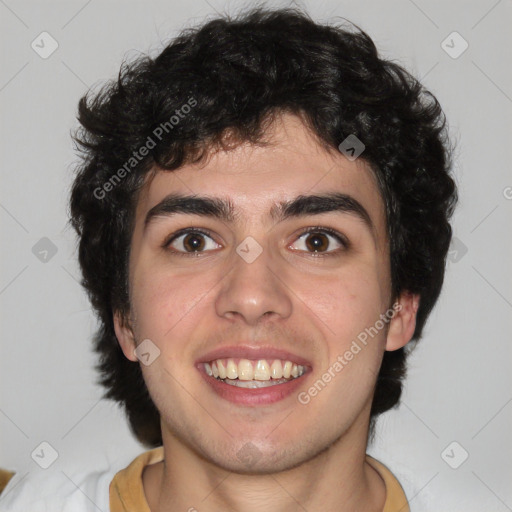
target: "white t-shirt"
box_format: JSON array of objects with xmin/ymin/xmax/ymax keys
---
[{"xmin": 0, "ymin": 468, "xmax": 115, "ymax": 511}]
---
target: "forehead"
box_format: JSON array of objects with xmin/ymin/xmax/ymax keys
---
[{"xmin": 135, "ymin": 114, "xmax": 386, "ymax": 234}]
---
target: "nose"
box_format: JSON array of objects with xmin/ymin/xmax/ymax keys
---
[{"xmin": 215, "ymin": 243, "xmax": 293, "ymax": 326}]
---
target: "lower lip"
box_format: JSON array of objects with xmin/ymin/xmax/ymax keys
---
[{"xmin": 197, "ymin": 366, "xmax": 309, "ymax": 406}]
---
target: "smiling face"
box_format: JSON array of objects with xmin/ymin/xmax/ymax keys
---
[{"xmin": 114, "ymin": 113, "xmax": 417, "ymax": 473}]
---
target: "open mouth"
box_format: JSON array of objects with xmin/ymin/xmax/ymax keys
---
[
  {"xmin": 196, "ymin": 347, "xmax": 312, "ymax": 405},
  {"xmin": 203, "ymin": 358, "xmax": 307, "ymax": 388}
]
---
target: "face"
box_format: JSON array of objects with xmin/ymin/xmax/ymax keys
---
[{"xmin": 115, "ymin": 113, "xmax": 416, "ymax": 473}]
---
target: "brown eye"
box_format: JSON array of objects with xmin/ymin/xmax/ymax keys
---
[
  {"xmin": 182, "ymin": 233, "xmax": 206, "ymax": 252},
  {"xmin": 167, "ymin": 230, "xmax": 220, "ymax": 254},
  {"xmin": 289, "ymin": 229, "xmax": 347, "ymax": 255},
  {"xmin": 304, "ymin": 233, "xmax": 329, "ymax": 252}
]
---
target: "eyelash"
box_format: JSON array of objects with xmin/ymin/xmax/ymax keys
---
[{"xmin": 163, "ymin": 227, "xmax": 349, "ymax": 258}]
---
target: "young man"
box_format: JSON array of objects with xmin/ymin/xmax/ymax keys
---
[{"xmin": 0, "ymin": 7, "xmax": 456, "ymax": 511}]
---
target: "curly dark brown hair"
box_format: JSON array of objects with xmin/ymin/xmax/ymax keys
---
[{"xmin": 69, "ymin": 7, "xmax": 457, "ymax": 447}]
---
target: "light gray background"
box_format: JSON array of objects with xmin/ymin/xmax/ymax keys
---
[{"xmin": 1, "ymin": 0, "xmax": 511, "ymax": 510}]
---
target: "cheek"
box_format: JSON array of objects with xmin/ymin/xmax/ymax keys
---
[
  {"xmin": 130, "ymin": 262, "xmax": 210, "ymax": 340},
  {"xmin": 302, "ymin": 266, "xmax": 386, "ymax": 343},
  {"xmin": 301, "ymin": 271, "xmax": 387, "ymax": 411}
]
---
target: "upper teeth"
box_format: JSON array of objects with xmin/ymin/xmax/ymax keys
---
[{"xmin": 204, "ymin": 359, "xmax": 306, "ymax": 381}]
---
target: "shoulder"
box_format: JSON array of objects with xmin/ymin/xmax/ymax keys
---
[
  {"xmin": 366, "ymin": 455, "xmax": 410, "ymax": 512},
  {"xmin": 0, "ymin": 467, "xmax": 115, "ymax": 511},
  {"xmin": 0, "ymin": 470, "xmax": 14, "ymax": 496},
  {"xmin": 365, "ymin": 455, "xmax": 432, "ymax": 512}
]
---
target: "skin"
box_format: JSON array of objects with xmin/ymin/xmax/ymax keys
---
[{"xmin": 115, "ymin": 113, "xmax": 419, "ymax": 511}]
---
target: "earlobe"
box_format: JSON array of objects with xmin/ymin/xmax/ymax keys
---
[
  {"xmin": 113, "ymin": 310, "xmax": 138, "ymax": 362},
  {"xmin": 385, "ymin": 292, "xmax": 420, "ymax": 351}
]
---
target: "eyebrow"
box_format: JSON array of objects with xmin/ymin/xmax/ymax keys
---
[{"xmin": 144, "ymin": 192, "xmax": 374, "ymax": 232}]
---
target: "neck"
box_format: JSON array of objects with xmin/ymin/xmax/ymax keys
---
[{"xmin": 143, "ymin": 414, "xmax": 385, "ymax": 512}]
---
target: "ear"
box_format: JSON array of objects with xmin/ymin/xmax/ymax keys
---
[
  {"xmin": 113, "ymin": 310, "xmax": 138, "ymax": 362},
  {"xmin": 385, "ymin": 292, "xmax": 420, "ymax": 351}
]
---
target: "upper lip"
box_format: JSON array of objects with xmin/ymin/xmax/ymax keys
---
[{"xmin": 196, "ymin": 345, "xmax": 313, "ymax": 368}]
